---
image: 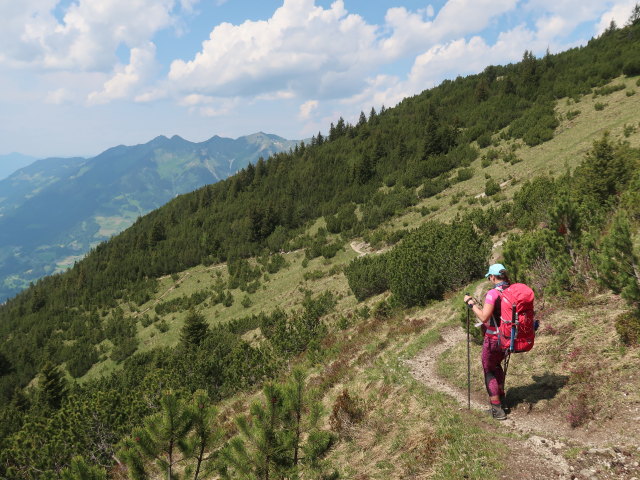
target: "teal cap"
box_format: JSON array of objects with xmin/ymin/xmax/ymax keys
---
[{"xmin": 485, "ymin": 263, "xmax": 506, "ymax": 278}]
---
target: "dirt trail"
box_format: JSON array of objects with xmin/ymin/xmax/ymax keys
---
[
  {"xmin": 405, "ymin": 323, "xmax": 640, "ymax": 479},
  {"xmin": 405, "ymin": 326, "xmax": 574, "ymax": 478},
  {"xmin": 134, "ymin": 264, "xmax": 226, "ymax": 318}
]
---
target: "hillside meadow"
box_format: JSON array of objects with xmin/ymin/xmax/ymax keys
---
[{"xmin": 1, "ymin": 23, "xmax": 640, "ymax": 478}]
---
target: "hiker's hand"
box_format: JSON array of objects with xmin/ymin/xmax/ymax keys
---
[{"xmin": 463, "ymin": 294, "xmax": 472, "ymax": 304}]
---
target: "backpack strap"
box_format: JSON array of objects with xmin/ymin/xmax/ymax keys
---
[{"xmin": 486, "ymin": 285, "xmax": 506, "ymax": 335}]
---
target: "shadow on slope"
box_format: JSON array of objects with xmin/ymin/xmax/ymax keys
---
[{"xmin": 507, "ymin": 372, "xmax": 569, "ymax": 408}]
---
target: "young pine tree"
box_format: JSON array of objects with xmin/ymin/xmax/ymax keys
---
[
  {"xmin": 282, "ymin": 368, "xmax": 333, "ymax": 471},
  {"xmin": 181, "ymin": 390, "xmax": 223, "ymax": 480},
  {"xmin": 119, "ymin": 390, "xmax": 193, "ymax": 480},
  {"xmin": 220, "ymin": 371, "xmax": 333, "ymax": 479},
  {"xmin": 220, "ymin": 383, "xmax": 291, "ymax": 480},
  {"xmin": 595, "ymin": 211, "xmax": 640, "ymax": 310},
  {"xmin": 38, "ymin": 362, "xmax": 68, "ymax": 410},
  {"xmin": 595, "ymin": 210, "xmax": 640, "ymax": 344},
  {"xmin": 180, "ymin": 310, "xmax": 209, "ymax": 348},
  {"xmin": 60, "ymin": 456, "xmax": 107, "ymax": 480}
]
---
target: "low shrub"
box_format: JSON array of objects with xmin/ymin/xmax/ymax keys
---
[
  {"xmin": 329, "ymin": 389, "xmax": 365, "ymax": 437},
  {"xmin": 615, "ymin": 311, "xmax": 640, "ymax": 346},
  {"xmin": 622, "ymin": 60, "xmax": 640, "ymax": 77},
  {"xmin": 566, "ymin": 109, "xmax": 581, "ymax": 120},
  {"xmin": 485, "ymin": 178, "xmax": 501, "ymax": 196},
  {"xmin": 344, "ymin": 254, "xmax": 389, "ymax": 301}
]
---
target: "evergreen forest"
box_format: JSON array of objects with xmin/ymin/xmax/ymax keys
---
[{"xmin": 1, "ymin": 15, "xmax": 640, "ymax": 480}]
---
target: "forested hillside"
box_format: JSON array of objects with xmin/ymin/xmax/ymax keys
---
[
  {"xmin": 0, "ymin": 18, "xmax": 640, "ymax": 480},
  {"xmin": 0, "ymin": 132, "xmax": 300, "ymax": 302}
]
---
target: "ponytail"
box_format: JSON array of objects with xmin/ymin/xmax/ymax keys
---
[{"xmin": 495, "ymin": 269, "xmax": 510, "ymax": 284}]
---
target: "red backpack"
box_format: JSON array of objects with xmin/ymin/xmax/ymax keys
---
[{"xmin": 495, "ymin": 283, "xmax": 535, "ymax": 353}]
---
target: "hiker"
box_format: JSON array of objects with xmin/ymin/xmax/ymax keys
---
[{"xmin": 464, "ymin": 263, "xmax": 510, "ymax": 420}]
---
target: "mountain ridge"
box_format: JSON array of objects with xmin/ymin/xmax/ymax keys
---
[
  {"xmin": 0, "ymin": 19, "xmax": 639, "ymax": 479},
  {"xmin": 0, "ymin": 132, "xmax": 302, "ymax": 301}
]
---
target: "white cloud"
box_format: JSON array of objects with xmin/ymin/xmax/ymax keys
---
[
  {"xmin": 0, "ymin": 0, "xmax": 176, "ymax": 71},
  {"xmin": 430, "ymin": 0, "xmax": 518, "ymax": 38},
  {"xmin": 168, "ymin": 0, "xmax": 523, "ymax": 103},
  {"xmin": 344, "ymin": 23, "xmax": 542, "ymax": 117},
  {"xmin": 177, "ymin": 93, "xmax": 237, "ymax": 117},
  {"xmin": 180, "ymin": 0, "xmax": 201, "ymax": 13},
  {"xmin": 179, "ymin": 94, "xmax": 212, "ymax": 106},
  {"xmin": 378, "ymin": 0, "xmax": 517, "ymax": 59},
  {"xmin": 298, "ymin": 100, "xmax": 319, "ymax": 119},
  {"xmin": 45, "ymin": 87, "xmax": 74, "ymax": 105},
  {"xmin": 135, "ymin": 88, "xmax": 168, "ymax": 103},
  {"xmin": 422, "ymin": 5, "xmax": 435, "ymax": 18},
  {"xmin": 169, "ymin": 0, "xmax": 378, "ymax": 99},
  {"xmin": 87, "ymin": 43, "xmax": 157, "ymax": 105},
  {"xmin": 596, "ymin": 1, "xmax": 638, "ymax": 33}
]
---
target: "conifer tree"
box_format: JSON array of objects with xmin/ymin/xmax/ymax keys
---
[
  {"xmin": 281, "ymin": 368, "xmax": 331, "ymax": 469},
  {"xmin": 627, "ymin": 3, "xmax": 640, "ymax": 26},
  {"xmin": 38, "ymin": 362, "xmax": 67, "ymax": 410},
  {"xmin": 284, "ymin": 368, "xmax": 305, "ymax": 466},
  {"xmin": 0, "ymin": 350, "xmax": 11, "ymax": 376},
  {"xmin": 220, "ymin": 371, "xmax": 333, "ymax": 479},
  {"xmin": 549, "ymin": 193, "xmax": 581, "ymax": 263},
  {"xmin": 182, "ymin": 390, "xmax": 223, "ymax": 480},
  {"xmin": 357, "ymin": 111, "xmax": 367, "ymax": 127},
  {"xmin": 180, "ymin": 310, "xmax": 209, "ymax": 348},
  {"xmin": 220, "ymin": 383, "xmax": 290, "ymax": 480},
  {"xmin": 595, "ymin": 211, "xmax": 640, "ymax": 310},
  {"xmin": 60, "ymin": 456, "xmax": 107, "ymax": 480},
  {"xmin": 119, "ymin": 390, "xmax": 193, "ymax": 480}
]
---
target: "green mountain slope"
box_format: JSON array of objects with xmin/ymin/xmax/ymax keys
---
[
  {"xmin": 1, "ymin": 21, "xmax": 640, "ymax": 480},
  {"xmin": 0, "ymin": 132, "xmax": 300, "ymax": 301},
  {"xmin": 0, "ymin": 153, "xmax": 38, "ymax": 181}
]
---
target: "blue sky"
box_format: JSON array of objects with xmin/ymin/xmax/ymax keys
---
[{"xmin": 0, "ymin": 0, "xmax": 637, "ymax": 158}]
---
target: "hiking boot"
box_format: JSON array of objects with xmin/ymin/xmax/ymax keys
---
[
  {"xmin": 500, "ymin": 394, "xmax": 510, "ymax": 413},
  {"xmin": 490, "ymin": 404, "xmax": 507, "ymax": 421}
]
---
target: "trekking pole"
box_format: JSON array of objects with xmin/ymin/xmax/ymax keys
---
[
  {"xmin": 503, "ymin": 303, "xmax": 516, "ymax": 397},
  {"xmin": 503, "ymin": 352, "xmax": 511, "ymax": 390},
  {"xmin": 466, "ymin": 294, "xmax": 471, "ymax": 410}
]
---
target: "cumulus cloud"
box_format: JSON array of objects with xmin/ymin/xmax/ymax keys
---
[
  {"xmin": 379, "ymin": 0, "xmax": 517, "ymax": 59},
  {"xmin": 45, "ymin": 88, "xmax": 74, "ymax": 105},
  {"xmin": 168, "ymin": 0, "xmax": 524, "ymax": 106},
  {"xmin": 177, "ymin": 93, "xmax": 237, "ymax": 117},
  {"xmin": 298, "ymin": 100, "xmax": 319, "ymax": 119},
  {"xmin": 135, "ymin": 88, "xmax": 168, "ymax": 103},
  {"xmin": 169, "ymin": 0, "xmax": 378, "ymax": 99},
  {"xmin": 88, "ymin": 43, "xmax": 158, "ymax": 105},
  {"xmin": 343, "ymin": 23, "xmax": 542, "ymax": 119},
  {"xmin": 0, "ymin": 0, "xmax": 176, "ymax": 71}
]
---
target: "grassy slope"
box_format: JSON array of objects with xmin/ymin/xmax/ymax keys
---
[{"xmin": 82, "ymin": 77, "xmax": 640, "ymax": 477}]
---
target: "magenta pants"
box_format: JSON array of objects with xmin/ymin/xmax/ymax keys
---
[{"xmin": 482, "ymin": 335, "xmax": 505, "ymax": 398}]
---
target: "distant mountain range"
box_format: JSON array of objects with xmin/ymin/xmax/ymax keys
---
[
  {"xmin": 0, "ymin": 132, "xmax": 301, "ymax": 301},
  {"xmin": 0, "ymin": 153, "xmax": 38, "ymax": 180}
]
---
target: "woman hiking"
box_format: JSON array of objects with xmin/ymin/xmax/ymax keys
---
[{"xmin": 464, "ymin": 263, "xmax": 510, "ymax": 420}]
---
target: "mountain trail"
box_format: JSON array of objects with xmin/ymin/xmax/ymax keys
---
[
  {"xmin": 135, "ymin": 272, "xmax": 193, "ymax": 317},
  {"xmin": 405, "ymin": 323, "xmax": 640, "ymax": 479}
]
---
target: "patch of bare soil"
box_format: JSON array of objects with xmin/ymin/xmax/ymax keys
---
[
  {"xmin": 405, "ymin": 326, "xmax": 640, "ymax": 479},
  {"xmin": 350, "ymin": 240, "xmax": 390, "ymax": 257}
]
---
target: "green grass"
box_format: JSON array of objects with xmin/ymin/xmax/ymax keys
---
[
  {"xmin": 94, "ymin": 215, "xmax": 134, "ymax": 237},
  {"xmin": 84, "ymin": 242, "xmax": 361, "ymax": 378},
  {"xmin": 74, "ymin": 76, "xmax": 640, "ymax": 475},
  {"xmin": 383, "ymin": 75, "xmax": 640, "ymax": 230}
]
